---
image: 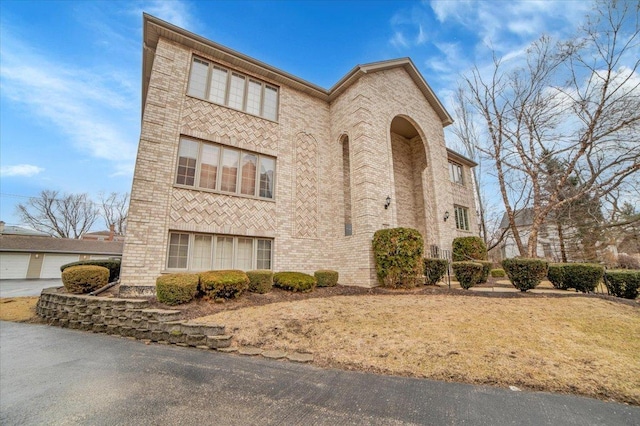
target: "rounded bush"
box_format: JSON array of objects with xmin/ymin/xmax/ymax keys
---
[
  {"xmin": 372, "ymin": 227, "xmax": 424, "ymax": 289},
  {"xmin": 452, "ymin": 236, "xmax": 487, "ymax": 261},
  {"xmin": 477, "ymin": 261, "xmax": 492, "ymax": 283},
  {"xmin": 452, "ymin": 261, "xmax": 483, "ymax": 290},
  {"xmin": 490, "ymin": 268, "xmax": 506, "ymax": 278},
  {"xmin": 61, "ymin": 265, "xmax": 109, "ymax": 294},
  {"xmin": 61, "ymin": 258, "xmax": 121, "ymax": 282},
  {"xmin": 200, "ymin": 270, "xmax": 249, "ymax": 299},
  {"xmin": 547, "ymin": 263, "xmax": 567, "ymax": 290},
  {"xmin": 156, "ymin": 273, "xmax": 200, "ymax": 305},
  {"xmin": 502, "ymin": 258, "xmax": 549, "ymax": 292},
  {"xmin": 246, "ymin": 270, "xmax": 273, "ymax": 294},
  {"xmin": 273, "ymin": 272, "xmax": 316, "ymax": 292},
  {"xmin": 604, "ymin": 270, "xmax": 640, "ymax": 299},
  {"xmin": 315, "ymin": 270, "xmax": 339, "ymax": 287},
  {"xmin": 562, "ymin": 263, "xmax": 604, "ymax": 293},
  {"xmin": 423, "ymin": 258, "xmax": 448, "ymax": 285}
]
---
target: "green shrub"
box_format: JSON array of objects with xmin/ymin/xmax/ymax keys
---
[
  {"xmin": 477, "ymin": 261, "xmax": 492, "ymax": 283},
  {"xmin": 156, "ymin": 273, "xmax": 200, "ymax": 305},
  {"xmin": 490, "ymin": 268, "xmax": 506, "ymax": 278},
  {"xmin": 372, "ymin": 227, "xmax": 424, "ymax": 288},
  {"xmin": 547, "ymin": 263, "xmax": 567, "ymax": 290},
  {"xmin": 273, "ymin": 272, "xmax": 316, "ymax": 292},
  {"xmin": 246, "ymin": 270, "xmax": 273, "ymax": 294},
  {"xmin": 502, "ymin": 258, "xmax": 549, "ymax": 292},
  {"xmin": 604, "ymin": 270, "xmax": 640, "ymax": 299},
  {"xmin": 452, "ymin": 236, "xmax": 487, "ymax": 261},
  {"xmin": 61, "ymin": 258, "xmax": 121, "ymax": 282},
  {"xmin": 200, "ymin": 270, "xmax": 249, "ymax": 299},
  {"xmin": 315, "ymin": 270, "xmax": 339, "ymax": 287},
  {"xmin": 452, "ymin": 261, "xmax": 483, "ymax": 289},
  {"xmin": 61, "ymin": 265, "xmax": 109, "ymax": 294},
  {"xmin": 423, "ymin": 258, "xmax": 448, "ymax": 285},
  {"xmin": 562, "ymin": 263, "xmax": 604, "ymax": 293}
]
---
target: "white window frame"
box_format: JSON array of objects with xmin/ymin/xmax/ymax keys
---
[
  {"xmin": 186, "ymin": 56, "xmax": 279, "ymax": 121},
  {"xmin": 175, "ymin": 136, "xmax": 276, "ymax": 200},
  {"xmin": 454, "ymin": 205, "xmax": 470, "ymax": 231},
  {"xmin": 166, "ymin": 232, "xmax": 273, "ymax": 272},
  {"xmin": 449, "ymin": 161, "xmax": 464, "ymax": 185}
]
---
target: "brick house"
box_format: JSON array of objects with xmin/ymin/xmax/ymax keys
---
[{"xmin": 119, "ymin": 14, "xmax": 477, "ymax": 296}]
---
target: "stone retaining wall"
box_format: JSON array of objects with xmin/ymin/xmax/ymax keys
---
[{"xmin": 36, "ymin": 287, "xmax": 232, "ymax": 349}]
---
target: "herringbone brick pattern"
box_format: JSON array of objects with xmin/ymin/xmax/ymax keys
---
[
  {"xmin": 294, "ymin": 133, "xmax": 318, "ymax": 238},
  {"xmin": 170, "ymin": 189, "xmax": 276, "ymax": 231}
]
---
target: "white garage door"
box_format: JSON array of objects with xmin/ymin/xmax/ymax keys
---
[
  {"xmin": 0, "ymin": 253, "xmax": 31, "ymax": 279},
  {"xmin": 41, "ymin": 254, "xmax": 80, "ymax": 279}
]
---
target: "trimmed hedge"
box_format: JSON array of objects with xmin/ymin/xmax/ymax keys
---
[
  {"xmin": 561, "ymin": 263, "xmax": 604, "ymax": 293},
  {"xmin": 452, "ymin": 261, "xmax": 483, "ymax": 290},
  {"xmin": 490, "ymin": 268, "xmax": 506, "ymax": 278},
  {"xmin": 315, "ymin": 270, "xmax": 339, "ymax": 287},
  {"xmin": 604, "ymin": 270, "xmax": 640, "ymax": 299},
  {"xmin": 61, "ymin": 258, "xmax": 121, "ymax": 282},
  {"xmin": 478, "ymin": 261, "xmax": 492, "ymax": 283},
  {"xmin": 372, "ymin": 227, "xmax": 424, "ymax": 289},
  {"xmin": 423, "ymin": 258, "xmax": 448, "ymax": 285},
  {"xmin": 452, "ymin": 236, "xmax": 487, "ymax": 261},
  {"xmin": 61, "ymin": 265, "xmax": 109, "ymax": 294},
  {"xmin": 156, "ymin": 273, "xmax": 200, "ymax": 305},
  {"xmin": 200, "ymin": 270, "xmax": 249, "ymax": 299},
  {"xmin": 547, "ymin": 263, "xmax": 567, "ymax": 290},
  {"xmin": 273, "ymin": 272, "xmax": 316, "ymax": 292},
  {"xmin": 502, "ymin": 258, "xmax": 548, "ymax": 292},
  {"xmin": 246, "ymin": 270, "xmax": 273, "ymax": 294}
]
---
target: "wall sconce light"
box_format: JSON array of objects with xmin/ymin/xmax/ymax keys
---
[
  {"xmin": 444, "ymin": 211, "xmax": 450, "ymax": 221},
  {"xmin": 384, "ymin": 196, "xmax": 391, "ymax": 209}
]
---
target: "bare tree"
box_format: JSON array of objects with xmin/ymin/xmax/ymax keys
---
[
  {"xmin": 16, "ymin": 190, "xmax": 100, "ymax": 238},
  {"xmin": 459, "ymin": 0, "xmax": 640, "ymax": 257},
  {"xmin": 99, "ymin": 192, "xmax": 129, "ymax": 235}
]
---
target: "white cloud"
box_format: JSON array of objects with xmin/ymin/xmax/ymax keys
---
[
  {"xmin": 135, "ymin": 0, "xmax": 197, "ymax": 31},
  {"xmin": 390, "ymin": 31, "xmax": 409, "ymax": 48},
  {"xmin": 0, "ymin": 164, "xmax": 44, "ymax": 177},
  {"xmin": 0, "ymin": 31, "xmax": 138, "ymax": 173}
]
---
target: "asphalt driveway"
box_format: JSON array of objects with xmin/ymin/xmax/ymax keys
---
[
  {"xmin": 0, "ymin": 279, "xmax": 63, "ymax": 298},
  {"xmin": 1, "ymin": 321, "xmax": 638, "ymax": 425}
]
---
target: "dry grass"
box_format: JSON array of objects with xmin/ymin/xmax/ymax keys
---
[
  {"xmin": 0, "ymin": 297, "xmax": 39, "ymax": 322},
  {"xmin": 195, "ymin": 295, "xmax": 640, "ymax": 404}
]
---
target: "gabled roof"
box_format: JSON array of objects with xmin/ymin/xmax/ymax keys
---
[
  {"xmin": 142, "ymin": 14, "xmax": 453, "ymax": 126},
  {"xmin": 0, "ymin": 235, "xmax": 123, "ymax": 255},
  {"xmin": 499, "ymin": 208, "xmax": 557, "ymax": 229}
]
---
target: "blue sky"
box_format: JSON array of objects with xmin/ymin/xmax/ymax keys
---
[{"xmin": 0, "ymin": 0, "xmax": 598, "ymax": 228}]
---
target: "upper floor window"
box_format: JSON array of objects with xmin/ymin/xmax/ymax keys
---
[
  {"xmin": 449, "ymin": 161, "xmax": 464, "ymax": 185},
  {"xmin": 187, "ymin": 57, "xmax": 279, "ymax": 121},
  {"xmin": 454, "ymin": 205, "xmax": 470, "ymax": 231},
  {"xmin": 176, "ymin": 136, "xmax": 275, "ymax": 200}
]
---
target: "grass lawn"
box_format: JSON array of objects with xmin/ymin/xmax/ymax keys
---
[
  {"xmin": 0, "ymin": 297, "xmax": 39, "ymax": 322},
  {"xmin": 194, "ymin": 295, "xmax": 640, "ymax": 405}
]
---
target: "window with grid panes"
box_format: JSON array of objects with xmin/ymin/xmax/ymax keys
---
[
  {"xmin": 176, "ymin": 137, "xmax": 275, "ymax": 200},
  {"xmin": 187, "ymin": 57, "xmax": 279, "ymax": 121},
  {"xmin": 454, "ymin": 205, "xmax": 470, "ymax": 231}
]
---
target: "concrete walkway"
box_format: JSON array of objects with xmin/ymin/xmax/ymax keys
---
[{"xmin": 1, "ymin": 321, "xmax": 638, "ymax": 425}]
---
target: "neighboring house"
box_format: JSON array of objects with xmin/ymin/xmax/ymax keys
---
[
  {"xmin": 120, "ymin": 15, "xmax": 478, "ymax": 296},
  {"xmin": 0, "ymin": 235, "xmax": 123, "ymax": 280},
  {"xmin": 495, "ymin": 208, "xmax": 596, "ymax": 262},
  {"xmin": 0, "ymin": 221, "xmax": 50, "ymax": 237},
  {"xmin": 82, "ymin": 225, "xmax": 125, "ymax": 242}
]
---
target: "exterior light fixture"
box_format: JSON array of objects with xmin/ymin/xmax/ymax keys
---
[
  {"xmin": 444, "ymin": 211, "xmax": 450, "ymax": 221},
  {"xmin": 384, "ymin": 196, "xmax": 391, "ymax": 209}
]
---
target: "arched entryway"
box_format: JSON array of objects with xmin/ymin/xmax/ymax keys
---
[{"xmin": 390, "ymin": 116, "xmax": 427, "ymax": 240}]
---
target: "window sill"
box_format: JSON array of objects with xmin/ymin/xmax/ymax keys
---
[{"xmin": 173, "ymin": 184, "xmax": 276, "ymax": 203}]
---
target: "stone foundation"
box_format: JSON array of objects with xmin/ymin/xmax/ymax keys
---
[{"xmin": 35, "ymin": 287, "xmax": 232, "ymax": 349}]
